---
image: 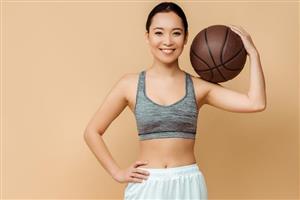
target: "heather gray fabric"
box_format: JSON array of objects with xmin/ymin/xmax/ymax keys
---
[{"xmin": 134, "ymin": 70, "xmax": 198, "ymax": 141}]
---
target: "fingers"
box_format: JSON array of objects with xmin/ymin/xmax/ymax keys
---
[
  {"xmin": 133, "ymin": 160, "xmax": 148, "ymax": 168},
  {"xmin": 134, "ymin": 168, "xmax": 150, "ymax": 176},
  {"xmin": 228, "ymin": 24, "xmax": 242, "ymax": 36},
  {"xmin": 128, "ymin": 169, "xmax": 150, "ymax": 183},
  {"xmin": 127, "ymin": 160, "xmax": 151, "ymax": 183},
  {"xmin": 129, "ymin": 176, "xmax": 145, "ymax": 183},
  {"xmin": 130, "ymin": 171, "xmax": 149, "ymax": 181},
  {"xmin": 228, "ymin": 24, "xmax": 243, "ymax": 31},
  {"xmin": 228, "ymin": 24, "xmax": 249, "ymax": 37}
]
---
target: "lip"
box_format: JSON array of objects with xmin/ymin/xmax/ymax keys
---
[
  {"xmin": 159, "ymin": 48, "xmax": 175, "ymax": 55},
  {"xmin": 159, "ymin": 48, "xmax": 175, "ymax": 50}
]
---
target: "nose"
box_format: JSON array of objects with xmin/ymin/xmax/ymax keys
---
[{"xmin": 163, "ymin": 35, "xmax": 173, "ymax": 46}]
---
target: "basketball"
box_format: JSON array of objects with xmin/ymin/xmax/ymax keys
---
[{"xmin": 189, "ymin": 24, "xmax": 247, "ymax": 83}]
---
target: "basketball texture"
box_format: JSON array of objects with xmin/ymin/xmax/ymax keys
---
[{"xmin": 190, "ymin": 25, "xmax": 247, "ymax": 83}]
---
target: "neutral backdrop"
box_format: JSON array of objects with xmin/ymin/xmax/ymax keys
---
[{"xmin": 2, "ymin": 1, "xmax": 299, "ymax": 199}]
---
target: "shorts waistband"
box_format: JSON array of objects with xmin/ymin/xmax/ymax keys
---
[{"xmin": 137, "ymin": 163, "xmax": 201, "ymax": 178}]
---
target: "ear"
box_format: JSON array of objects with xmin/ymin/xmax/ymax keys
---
[
  {"xmin": 184, "ymin": 31, "xmax": 188, "ymax": 45},
  {"xmin": 144, "ymin": 32, "xmax": 149, "ymax": 44}
]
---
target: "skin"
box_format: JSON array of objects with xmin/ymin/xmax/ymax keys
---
[
  {"xmin": 134, "ymin": 12, "xmax": 198, "ymax": 170},
  {"xmin": 84, "ymin": 11, "xmax": 266, "ymax": 185}
]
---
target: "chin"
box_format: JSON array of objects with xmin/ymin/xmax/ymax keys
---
[{"xmin": 157, "ymin": 58, "xmax": 178, "ymax": 65}]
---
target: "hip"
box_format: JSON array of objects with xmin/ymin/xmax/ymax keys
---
[
  {"xmin": 124, "ymin": 163, "xmax": 208, "ymax": 199},
  {"xmin": 136, "ymin": 154, "xmax": 196, "ymax": 168}
]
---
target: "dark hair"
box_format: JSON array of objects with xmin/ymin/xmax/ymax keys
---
[{"xmin": 145, "ymin": 2, "xmax": 188, "ymax": 36}]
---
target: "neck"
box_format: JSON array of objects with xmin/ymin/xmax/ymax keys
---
[{"xmin": 148, "ymin": 59, "xmax": 182, "ymax": 77}]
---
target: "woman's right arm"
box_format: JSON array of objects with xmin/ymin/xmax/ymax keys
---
[{"xmin": 83, "ymin": 74, "xmax": 129, "ymax": 180}]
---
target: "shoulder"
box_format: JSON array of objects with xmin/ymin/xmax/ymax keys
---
[
  {"xmin": 185, "ymin": 71, "xmax": 224, "ymax": 105},
  {"xmin": 187, "ymin": 71, "xmax": 222, "ymax": 91},
  {"xmin": 185, "ymin": 71, "xmax": 208, "ymax": 91},
  {"xmin": 115, "ymin": 71, "xmax": 140, "ymax": 101},
  {"xmin": 116, "ymin": 72, "xmax": 140, "ymax": 87}
]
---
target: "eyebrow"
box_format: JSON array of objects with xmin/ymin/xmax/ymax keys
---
[{"xmin": 153, "ymin": 27, "xmax": 183, "ymax": 31}]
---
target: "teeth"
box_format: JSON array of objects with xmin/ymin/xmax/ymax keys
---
[{"xmin": 161, "ymin": 49, "xmax": 174, "ymax": 54}]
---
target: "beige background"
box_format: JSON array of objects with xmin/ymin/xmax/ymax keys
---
[{"xmin": 2, "ymin": 1, "xmax": 299, "ymax": 199}]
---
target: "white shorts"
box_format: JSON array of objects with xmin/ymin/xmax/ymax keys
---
[{"xmin": 124, "ymin": 163, "xmax": 208, "ymax": 200}]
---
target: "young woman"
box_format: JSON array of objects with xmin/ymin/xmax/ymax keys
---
[{"xmin": 84, "ymin": 2, "xmax": 266, "ymax": 200}]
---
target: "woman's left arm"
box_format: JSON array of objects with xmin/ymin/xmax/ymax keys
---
[{"xmin": 203, "ymin": 25, "xmax": 267, "ymax": 113}]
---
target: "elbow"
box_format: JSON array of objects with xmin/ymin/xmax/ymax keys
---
[
  {"xmin": 83, "ymin": 130, "xmax": 90, "ymax": 141},
  {"xmin": 83, "ymin": 127, "xmax": 90, "ymax": 138},
  {"xmin": 254, "ymin": 103, "xmax": 266, "ymax": 112},
  {"xmin": 83, "ymin": 128, "xmax": 103, "ymax": 140}
]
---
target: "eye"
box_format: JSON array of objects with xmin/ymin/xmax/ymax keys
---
[
  {"xmin": 154, "ymin": 31, "xmax": 181, "ymax": 36},
  {"xmin": 173, "ymin": 32, "xmax": 181, "ymax": 35}
]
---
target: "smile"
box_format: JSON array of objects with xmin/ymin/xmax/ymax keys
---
[{"xmin": 159, "ymin": 48, "xmax": 175, "ymax": 54}]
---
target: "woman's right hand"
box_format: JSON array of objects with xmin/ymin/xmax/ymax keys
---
[{"xmin": 113, "ymin": 160, "xmax": 150, "ymax": 183}]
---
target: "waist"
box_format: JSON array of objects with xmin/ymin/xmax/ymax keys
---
[
  {"xmin": 137, "ymin": 137, "xmax": 196, "ymax": 168},
  {"xmin": 136, "ymin": 152, "xmax": 196, "ymax": 168},
  {"xmin": 138, "ymin": 131, "xmax": 196, "ymax": 141},
  {"xmin": 137, "ymin": 163, "xmax": 201, "ymax": 179}
]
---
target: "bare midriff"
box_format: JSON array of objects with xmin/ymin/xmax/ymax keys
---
[{"xmin": 136, "ymin": 138, "xmax": 196, "ymax": 169}]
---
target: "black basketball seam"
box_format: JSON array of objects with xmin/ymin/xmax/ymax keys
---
[
  {"xmin": 205, "ymin": 28, "xmax": 228, "ymax": 82},
  {"xmin": 221, "ymin": 46, "xmax": 246, "ymax": 71},
  {"xmin": 204, "ymin": 28, "xmax": 215, "ymax": 81},
  {"xmin": 191, "ymin": 46, "xmax": 245, "ymax": 72},
  {"xmin": 190, "ymin": 49, "xmax": 210, "ymax": 68},
  {"xmin": 220, "ymin": 28, "xmax": 246, "ymax": 76},
  {"xmin": 191, "ymin": 26, "xmax": 246, "ymax": 82},
  {"xmin": 218, "ymin": 28, "xmax": 230, "ymax": 81}
]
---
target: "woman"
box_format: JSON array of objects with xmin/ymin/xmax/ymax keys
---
[{"xmin": 84, "ymin": 2, "xmax": 266, "ymax": 200}]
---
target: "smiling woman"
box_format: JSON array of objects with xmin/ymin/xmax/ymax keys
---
[
  {"xmin": 83, "ymin": 1, "xmax": 266, "ymax": 200},
  {"xmin": 144, "ymin": 8, "xmax": 188, "ymax": 65},
  {"xmin": 123, "ymin": 2, "xmax": 209, "ymax": 199}
]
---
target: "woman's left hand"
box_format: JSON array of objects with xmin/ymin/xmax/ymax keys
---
[{"xmin": 228, "ymin": 24, "xmax": 258, "ymax": 56}]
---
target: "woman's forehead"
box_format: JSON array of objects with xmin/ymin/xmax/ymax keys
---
[{"xmin": 150, "ymin": 12, "xmax": 183, "ymax": 29}]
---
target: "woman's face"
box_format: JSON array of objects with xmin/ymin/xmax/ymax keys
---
[{"xmin": 145, "ymin": 11, "xmax": 188, "ymax": 65}]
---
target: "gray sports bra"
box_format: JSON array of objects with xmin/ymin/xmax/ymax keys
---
[{"xmin": 134, "ymin": 70, "xmax": 198, "ymax": 141}]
